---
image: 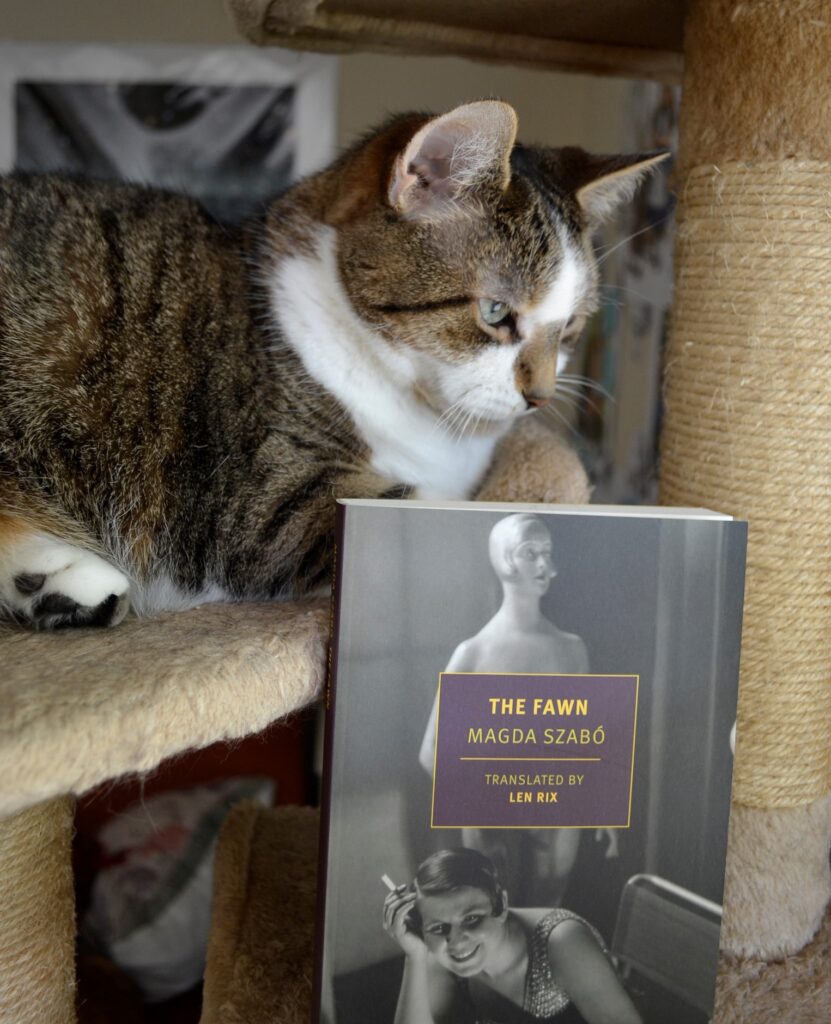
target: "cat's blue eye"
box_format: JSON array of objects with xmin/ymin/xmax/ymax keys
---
[{"xmin": 478, "ymin": 298, "xmax": 512, "ymax": 326}]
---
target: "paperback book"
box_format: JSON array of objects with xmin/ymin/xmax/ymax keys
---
[{"xmin": 316, "ymin": 500, "xmax": 747, "ymax": 1024}]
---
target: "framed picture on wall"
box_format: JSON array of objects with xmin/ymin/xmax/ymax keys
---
[{"xmin": 0, "ymin": 42, "xmax": 337, "ymax": 223}]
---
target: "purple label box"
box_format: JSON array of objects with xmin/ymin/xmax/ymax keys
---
[{"xmin": 431, "ymin": 674, "xmax": 639, "ymax": 829}]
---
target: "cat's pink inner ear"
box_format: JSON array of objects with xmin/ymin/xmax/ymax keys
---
[
  {"xmin": 408, "ymin": 128, "xmax": 459, "ymax": 198},
  {"xmin": 389, "ymin": 101, "xmax": 518, "ymax": 218}
]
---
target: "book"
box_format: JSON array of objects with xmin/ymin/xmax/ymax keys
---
[{"xmin": 316, "ymin": 500, "xmax": 747, "ymax": 1024}]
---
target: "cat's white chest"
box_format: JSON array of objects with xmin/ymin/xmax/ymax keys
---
[
  {"xmin": 271, "ymin": 229, "xmax": 502, "ymax": 499},
  {"xmin": 357, "ymin": 401, "xmax": 498, "ymax": 499}
]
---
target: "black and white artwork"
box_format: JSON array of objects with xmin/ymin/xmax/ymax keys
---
[{"xmin": 0, "ymin": 43, "xmax": 336, "ymax": 223}]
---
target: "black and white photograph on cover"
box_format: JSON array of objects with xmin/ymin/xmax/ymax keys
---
[
  {"xmin": 318, "ymin": 504, "xmax": 746, "ymax": 1024},
  {"xmin": 418, "ymin": 513, "xmax": 605, "ymax": 912}
]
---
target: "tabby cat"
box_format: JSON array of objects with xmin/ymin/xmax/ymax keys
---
[{"xmin": 0, "ymin": 101, "xmax": 663, "ymax": 629}]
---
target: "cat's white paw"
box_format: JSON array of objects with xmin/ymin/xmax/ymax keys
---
[{"xmin": 0, "ymin": 533, "xmax": 130, "ymax": 629}]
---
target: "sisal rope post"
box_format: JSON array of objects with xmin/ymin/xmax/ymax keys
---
[
  {"xmin": 662, "ymin": 0, "xmax": 831, "ymax": 963},
  {"xmin": 662, "ymin": 160, "xmax": 831, "ymax": 807},
  {"xmin": 0, "ymin": 797, "xmax": 77, "ymax": 1024}
]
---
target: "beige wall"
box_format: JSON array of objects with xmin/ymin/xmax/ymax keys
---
[
  {"xmin": 0, "ymin": 0, "xmax": 238, "ymax": 45},
  {"xmin": 0, "ymin": 0, "xmax": 631, "ymax": 153},
  {"xmin": 338, "ymin": 53, "xmax": 630, "ymax": 152}
]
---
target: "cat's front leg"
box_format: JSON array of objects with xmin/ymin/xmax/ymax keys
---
[
  {"xmin": 0, "ymin": 515, "xmax": 130, "ymax": 629},
  {"xmin": 473, "ymin": 418, "xmax": 591, "ymax": 505}
]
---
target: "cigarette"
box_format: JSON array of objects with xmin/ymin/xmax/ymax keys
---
[{"xmin": 381, "ymin": 873, "xmax": 397, "ymax": 891}]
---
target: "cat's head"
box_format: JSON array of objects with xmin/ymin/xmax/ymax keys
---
[{"xmin": 322, "ymin": 100, "xmax": 667, "ymax": 429}]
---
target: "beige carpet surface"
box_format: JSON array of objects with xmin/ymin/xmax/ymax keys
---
[
  {"xmin": 0, "ymin": 600, "xmax": 329, "ymax": 819},
  {"xmin": 201, "ymin": 802, "xmax": 320, "ymax": 1024},
  {"xmin": 716, "ymin": 904, "xmax": 831, "ymax": 1024}
]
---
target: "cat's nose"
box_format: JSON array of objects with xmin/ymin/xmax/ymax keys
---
[{"xmin": 523, "ymin": 391, "xmax": 551, "ymax": 409}]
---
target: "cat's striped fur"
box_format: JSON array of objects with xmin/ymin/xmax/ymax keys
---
[{"xmin": 0, "ymin": 101, "xmax": 664, "ymax": 628}]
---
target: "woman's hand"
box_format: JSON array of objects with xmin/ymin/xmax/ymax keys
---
[{"xmin": 384, "ymin": 887, "xmax": 428, "ymax": 960}]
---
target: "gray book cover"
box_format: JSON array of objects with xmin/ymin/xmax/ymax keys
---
[{"xmin": 316, "ymin": 501, "xmax": 747, "ymax": 1024}]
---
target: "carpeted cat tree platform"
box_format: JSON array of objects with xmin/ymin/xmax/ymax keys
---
[{"xmin": 2, "ymin": 1, "xmax": 829, "ymax": 1022}]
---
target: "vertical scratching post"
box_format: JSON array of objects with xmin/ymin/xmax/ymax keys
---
[
  {"xmin": 0, "ymin": 797, "xmax": 77, "ymax": 1023},
  {"xmin": 661, "ymin": 0, "xmax": 831, "ymax": 971}
]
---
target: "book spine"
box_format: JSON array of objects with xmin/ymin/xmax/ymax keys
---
[{"xmin": 311, "ymin": 501, "xmax": 348, "ymax": 1024}]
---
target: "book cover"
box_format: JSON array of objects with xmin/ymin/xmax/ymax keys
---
[{"xmin": 316, "ymin": 501, "xmax": 747, "ymax": 1024}]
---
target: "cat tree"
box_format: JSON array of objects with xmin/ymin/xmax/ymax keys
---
[{"xmin": 1, "ymin": 1, "xmax": 828, "ymax": 1021}]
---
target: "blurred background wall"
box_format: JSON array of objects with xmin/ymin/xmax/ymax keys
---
[{"xmin": 0, "ymin": 0, "xmax": 631, "ymax": 149}]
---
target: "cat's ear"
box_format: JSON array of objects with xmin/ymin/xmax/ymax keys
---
[
  {"xmin": 572, "ymin": 150, "xmax": 670, "ymax": 224},
  {"xmin": 388, "ymin": 101, "xmax": 518, "ymax": 219}
]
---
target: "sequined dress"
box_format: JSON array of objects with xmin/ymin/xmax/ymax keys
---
[{"xmin": 458, "ymin": 908, "xmax": 606, "ymax": 1024}]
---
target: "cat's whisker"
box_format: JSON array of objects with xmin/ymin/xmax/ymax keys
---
[
  {"xmin": 449, "ymin": 412, "xmax": 471, "ymax": 442},
  {"xmin": 558, "ymin": 373, "xmax": 615, "ymax": 402},
  {"xmin": 553, "ymin": 384, "xmax": 583, "ymax": 404},
  {"xmin": 594, "ymin": 212, "xmax": 672, "ymax": 268},
  {"xmin": 433, "ymin": 396, "xmax": 469, "ymax": 435},
  {"xmin": 207, "ymin": 453, "xmax": 233, "ymax": 481},
  {"xmin": 471, "ymin": 409, "xmax": 488, "ymax": 439},
  {"xmin": 560, "ymin": 370, "xmax": 614, "ymax": 397},
  {"xmin": 431, "ymin": 403, "xmax": 458, "ymax": 436},
  {"xmin": 551, "ymin": 390, "xmax": 582, "ymax": 415},
  {"xmin": 448, "ymin": 407, "xmax": 470, "ymax": 443},
  {"xmin": 464, "ymin": 407, "xmax": 484, "ymax": 441},
  {"xmin": 554, "ymin": 389, "xmax": 604, "ymax": 418},
  {"xmin": 433, "ymin": 403, "xmax": 457, "ymax": 434},
  {"xmin": 539, "ymin": 402, "xmax": 582, "ymax": 441},
  {"xmin": 440, "ymin": 413, "xmax": 463, "ymax": 441},
  {"xmin": 458, "ymin": 410, "xmax": 480, "ymax": 441},
  {"xmin": 599, "ymin": 282, "xmax": 658, "ymax": 306},
  {"xmin": 448, "ymin": 410, "xmax": 465, "ymax": 442},
  {"xmin": 462, "ymin": 410, "xmax": 481, "ymax": 442},
  {"xmin": 435, "ymin": 384, "xmax": 490, "ymax": 440}
]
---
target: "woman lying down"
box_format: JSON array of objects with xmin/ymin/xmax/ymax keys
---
[{"xmin": 383, "ymin": 848, "xmax": 641, "ymax": 1024}]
